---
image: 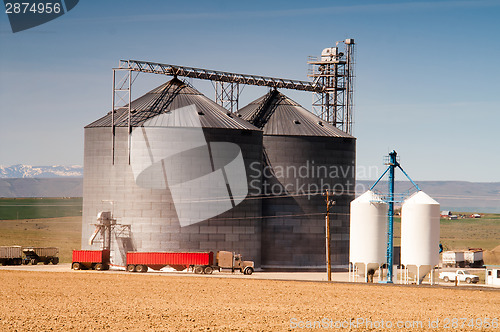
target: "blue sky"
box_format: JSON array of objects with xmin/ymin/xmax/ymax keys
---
[{"xmin": 0, "ymin": 0, "xmax": 499, "ymax": 181}]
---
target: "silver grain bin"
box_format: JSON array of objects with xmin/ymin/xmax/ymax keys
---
[
  {"xmin": 238, "ymin": 90, "xmax": 356, "ymax": 269},
  {"xmin": 83, "ymin": 78, "xmax": 263, "ymax": 266}
]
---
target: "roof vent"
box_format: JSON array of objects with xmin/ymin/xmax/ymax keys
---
[
  {"xmin": 294, "ymin": 120, "xmax": 301, "ymax": 124},
  {"xmin": 318, "ymin": 121, "xmax": 323, "ymax": 126},
  {"xmin": 226, "ymin": 112, "xmax": 233, "ymax": 118},
  {"xmin": 198, "ymin": 111, "xmax": 205, "ymax": 115},
  {"xmin": 237, "ymin": 113, "xmax": 242, "ymax": 117}
]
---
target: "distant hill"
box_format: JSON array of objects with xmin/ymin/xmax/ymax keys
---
[
  {"xmin": 0, "ymin": 164, "xmax": 84, "ymax": 197},
  {"xmin": 357, "ymin": 180, "xmax": 500, "ymax": 213},
  {"xmin": 0, "ymin": 178, "xmax": 83, "ymax": 197},
  {"xmin": 0, "ymin": 175, "xmax": 498, "ymax": 213},
  {"xmin": 0, "ymin": 164, "xmax": 83, "ymax": 178}
]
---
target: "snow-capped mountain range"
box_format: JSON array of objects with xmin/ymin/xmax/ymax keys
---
[{"xmin": 0, "ymin": 164, "xmax": 83, "ymax": 178}]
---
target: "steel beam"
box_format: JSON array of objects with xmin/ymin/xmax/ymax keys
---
[{"xmin": 117, "ymin": 60, "xmax": 324, "ymax": 93}]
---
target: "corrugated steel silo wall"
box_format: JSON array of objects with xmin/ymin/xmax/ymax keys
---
[
  {"xmin": 261, "ymin": 135, "xmax": 355, "ymax": 269},
  {"xmin": 82, "ymin": 127, "xmax": 263, "ymax": 267}
]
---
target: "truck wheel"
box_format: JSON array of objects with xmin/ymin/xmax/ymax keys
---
[
  {"xmin": 23, "ymin": 260, "xmax": 29, "ymax": 265},
  {"xmin": 95, "ymin": 263, "xmax": 103, "ymax": 271},
  {"xmin": 244, "ymin": 267, "xmax": 254, "ymax": 275},
  {"xmin": 44, "ymin": 260, "xmax": 50, "ymax": 265},
  {"xmin": 194, "ymin": 266, "xmax": 203, "ymax": 274},
  {"xmin": 127, "ymin": 264, "xmax": 136, "ymax": 272},
  {"xmin": 204, "ymin": 266, "xmax": 213, "ymax": 274},
  {"xmin": 31, "ymin": 259, "xmax": 38, "ymax": 265},
  {"xmin": 443, "ymin": 276, "xmax": 449, "ymax": 283},
  {"xmin": 52, "ymin": 257, "xmax": 59, "ymax": 265},
  {"xmin": 135, "ymin": 265, "xmax": 147, "ymax": 273},
  {"xmin": 465, "ymin": 278, "xmax": 472, "ymax": 284},
  {"xmin": 72, "ymin": 262, "xmax": 81, "ymax": 270}
]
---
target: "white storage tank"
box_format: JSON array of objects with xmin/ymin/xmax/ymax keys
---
[
  {"xmin": 401, "ymin": 191, "xmax": 440, "ymax": 284},
  {"xmin": 349, "ymin": 191, "xmax": 388, "ymax": 281}
]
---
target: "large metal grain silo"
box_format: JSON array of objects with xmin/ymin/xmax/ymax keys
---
[
  {"xmin": 82, "ymin": 78, "xmax": 263, "ymax": 267},
  {"xmin": 238, "ymin": 90, "xmax": 356, "ymax": 269}
]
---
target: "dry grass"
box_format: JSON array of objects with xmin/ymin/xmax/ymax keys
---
[
  {"xmin": 393, "ymin": 215, "xmax": 500, "ymax": 251},
  {"xmin": 0, "ymin": 217, "xmax": 81, "ymax": 263}
]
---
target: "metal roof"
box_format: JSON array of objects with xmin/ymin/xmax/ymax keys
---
[
  {"xmin": 86, "ymin": 78, "xmax": 258, "ymax": 130},
  {"xmin": 237, "ymin": 91, "xmax": 354, "ymax": 138}
]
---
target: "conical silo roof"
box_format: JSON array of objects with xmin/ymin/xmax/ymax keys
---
[
  {"xmin": 404, "ymin": 191, "xmax": 440, "ymax": 205},
  {"xmin": 86, "ymin": 78, "xmax": 258, "ymax": 130},
  {"xmin": 237, "ymin": 90, "xmax": 353, "ymax": 137}
]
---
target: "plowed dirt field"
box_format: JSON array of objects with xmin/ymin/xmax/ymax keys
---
[{"xmin": 0, "ymin": 271, "xmax": 498, "ymax": 331}]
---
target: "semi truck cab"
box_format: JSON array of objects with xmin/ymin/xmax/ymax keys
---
[{"xmin": 217, "ymin": 251, "xmax": 254, "ymax": 275}]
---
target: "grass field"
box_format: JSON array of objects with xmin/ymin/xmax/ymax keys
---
[
  {"xmin": 0, "ymin": 197, "xmax": 82, "ymax": 219},
  {"xmin": 393, "ymin": 213, "xmax": 500, "ymax": 251}
]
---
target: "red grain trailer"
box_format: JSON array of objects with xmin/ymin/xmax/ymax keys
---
[
  {"xmin": 72, "ymin": 250, "xmax": 110, "ymax": 271},
  {"xmin": 126, "ymin": 251, "xmax": 254, "ymax": 274},
  {"xmin": 126, "ymin": 251, "xmax": 214, "ymax": 273}
]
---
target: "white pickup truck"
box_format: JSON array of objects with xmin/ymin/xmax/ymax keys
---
[{"xmin": 439, "ymin": 270, "xmax": 480, "ymax": 284}]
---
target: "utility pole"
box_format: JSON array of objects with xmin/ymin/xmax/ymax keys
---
[{"xmin": 324, "ymin": 190, "xmax": 335, "ymax": 281}]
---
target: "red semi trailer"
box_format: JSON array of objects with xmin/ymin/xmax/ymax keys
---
[
  {"xmin": 126, "ymin": 251, "xmax": 212, "ymax": 273},
  {"xmin": 72, "ymin": 250, "xmax": 110, "ymax": 271},
  {"xmin": 126, "ymin": 251, "xmax": 254, "ymax": 274}
]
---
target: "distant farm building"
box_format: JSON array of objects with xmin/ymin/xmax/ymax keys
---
[
  {"xmin": 440, "ymin": 211, "xmax": 452, "ymax": 217},
  {"xmin": 486, "ymin": 266, "xmax": 500, "ymax": 286}
]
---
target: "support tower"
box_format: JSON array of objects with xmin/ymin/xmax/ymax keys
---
[{"xmin": 308, "ymin": 39, "xmax": 355, "ymax": 135}]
